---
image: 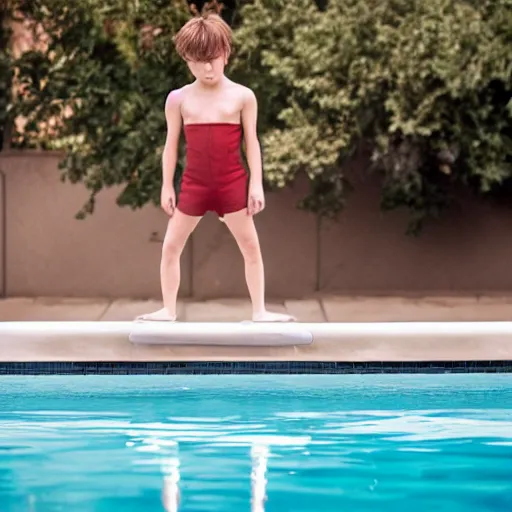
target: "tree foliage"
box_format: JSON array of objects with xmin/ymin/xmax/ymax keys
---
[
  {"xmin": 11, "ymin": 0, "xmax": 194, "ymax": 217},
  {"xmin": 5, "ymin": 0, "xmax": 512, "ymax": 233},
  {"xmin": 233, "ymin": 0, "xmax": 512, "ymax": 233},
  {"xmin": 0, "ymin": 3, "xmax": 13, "ymax": 151}
]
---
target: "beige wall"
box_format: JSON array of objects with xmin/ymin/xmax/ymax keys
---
[{"xmin": 1, "ymin": 150, "xmax": 512, "ymax": 299}]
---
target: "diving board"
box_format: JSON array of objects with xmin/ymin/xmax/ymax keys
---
[
  {"xmin": 1, "ymin": 321, "xmax": 512, "ymax": 347},
  {"xmin": 129, "ymin": 321, "xmax": 312, "ymax": 346}
]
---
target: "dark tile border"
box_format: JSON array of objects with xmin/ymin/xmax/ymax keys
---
[{"xmin": 0, "ymin": 361, "xmax": 511, "ymax": 375}]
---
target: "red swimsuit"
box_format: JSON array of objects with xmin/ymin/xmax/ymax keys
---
[{"xmin": 176, "ymin": 123, "xmax": 249, "ymax": 217}]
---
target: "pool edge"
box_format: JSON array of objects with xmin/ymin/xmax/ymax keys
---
[{"xmin": 1, "ymin": 361, "xmax": 511, "ymax": 375}]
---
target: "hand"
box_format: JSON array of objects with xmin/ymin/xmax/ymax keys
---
[
  {"xmin": 161, "ymin": 185, "xmax": 176, "ymax": 217},
  {"xmin": 247, "ymin": 183, "xmax": 265, "ymax": 216}
]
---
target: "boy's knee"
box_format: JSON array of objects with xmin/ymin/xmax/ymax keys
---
[
  {"xmin": 239, "ymin": 235, "xmax": 261, "ymax": 263},
  {"xmin": 162, "ymin": 237, "xmax": 184, "ymax": 261}
]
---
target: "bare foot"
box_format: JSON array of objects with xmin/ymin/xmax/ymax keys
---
[
  {"xmin": 135, "ymin": 308, "xmax": 177, "ymax": 322},
  {"xmin": 252, "ymin": 311, "xmax": 297, "ymax": 322}
]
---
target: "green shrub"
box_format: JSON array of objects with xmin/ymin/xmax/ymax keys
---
[{"xmin": 7, "ymin": 0, "xmax": 512, "ymax": 233}]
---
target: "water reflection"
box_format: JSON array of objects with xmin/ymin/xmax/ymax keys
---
[
  {"xmin": 251, "ymin": 445, "xmax": 269, "ymax": 512},
  {"xmin": 161, "ymin": 456, "xmax": 180, "ymax": 512}
]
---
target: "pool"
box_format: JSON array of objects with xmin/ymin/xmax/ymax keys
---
[{"xmin": 1, "ymin": 374, "xmax": 511, "ymax": 511}]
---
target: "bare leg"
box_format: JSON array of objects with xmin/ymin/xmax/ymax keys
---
[
  {"xmin": 222, "ymin": 210, "xmax": 296, "ymax": 322},
  {"xmin": 136, "ymin": 209, "xmax": 201, "ymax": 321}
]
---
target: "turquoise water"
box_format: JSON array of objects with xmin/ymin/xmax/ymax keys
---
[{"xmin": 0, "ymin": 374, "xmax": 512, "ymax": 512}]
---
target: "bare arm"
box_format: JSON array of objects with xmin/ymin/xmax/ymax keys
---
[
  {"xmin": 162, "ymin": 89, "xmax": 183, "ymax": 189},
  {"xmin": 241, "ymin": 88, "xmax": 263, "ymax": 188}
]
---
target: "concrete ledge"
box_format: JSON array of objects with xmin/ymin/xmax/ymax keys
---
[{"xmin": 1, "ymin": 321, "xmax": 512, "ymax": 362}]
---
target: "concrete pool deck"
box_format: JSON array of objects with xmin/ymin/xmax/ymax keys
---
[{"xmin": 1, "ymin": 295, "xmax": 511, "ymax": 362}]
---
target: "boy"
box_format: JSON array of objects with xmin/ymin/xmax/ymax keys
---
[{"xmin": 137, "ymin": 13, "xmax": 295, "ymax": 322}]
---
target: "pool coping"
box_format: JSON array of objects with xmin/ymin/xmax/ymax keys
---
[
  {"xmin": 3, "ymin": 296, "xmax": 512, "ymax": 370},
  {"xmin": 3, "ymin": 320, "xmax": 512, "ymax": 363}
]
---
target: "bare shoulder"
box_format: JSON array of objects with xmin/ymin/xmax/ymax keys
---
[
  {"xmin": 227, "ymin": 81, "xmax": 256, "ymax": 103},
  {"xmin": 242, "ymin": 86, "xmax": 257, "ymax": 105},
  {"xmin": 165, "ymin": 85, "xmax": 192, "ymax": 111}
]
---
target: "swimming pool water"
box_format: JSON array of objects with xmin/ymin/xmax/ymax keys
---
[{"xmin": 0, "ymin": 374, "xmax": 511, "ymax": 512}]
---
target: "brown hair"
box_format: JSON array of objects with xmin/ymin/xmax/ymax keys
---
[{"xmin": 173, "ymin": 13, "xmax": 232, "ymax": 62}]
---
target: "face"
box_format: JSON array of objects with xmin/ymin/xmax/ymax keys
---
[{"xmin": 185, "ymin": 54, "xmax": 227, "ymax": 86}]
